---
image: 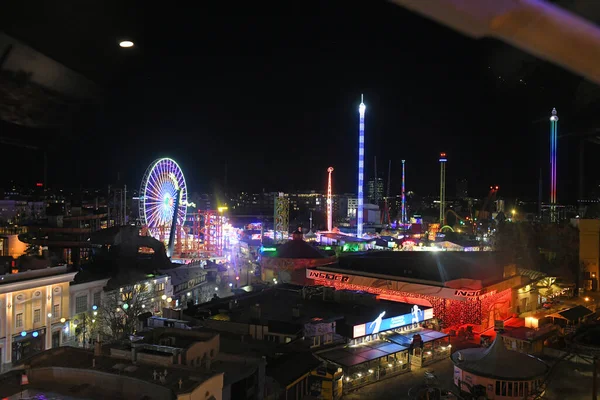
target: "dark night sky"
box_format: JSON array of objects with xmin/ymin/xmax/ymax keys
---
[{"xmin": 2, "ymin": 0, "xmax": 600, "ymax": 202}]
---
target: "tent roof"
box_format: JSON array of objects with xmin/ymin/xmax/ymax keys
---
[{"xmin": 451, "ymin": 334, "xmax": 548, "ymax": 380}]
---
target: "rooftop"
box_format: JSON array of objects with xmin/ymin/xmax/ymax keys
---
[
  {"xmin": 262, "ymin": 239, "xmax": 327, "ymax": 259},
  {"xmin": 267, "ymin": 352, "xmax": 321, "ymax": 387},
  {"xmin": 159, "ymin": 263, "xmax": 207, "ymax": 287},
  {"xmin": 325, "ymin": 251, "xmax": 508, "ymax": 286},
  {"xmin": 200, "ymin": 285, "xmax": 429, "ymax": 329},
  {"xmin": 137, "ymin": 327, "xmax": 218, "ymax": 349},
  {"xmin": 451, "ymin": 335, "xmax": 549, "ymax": 380},
  {"xmin": 22, "ymin": 347, "xmax": 219, "ymax": 397},
  {"xmin": 0, "ymin": 264, "xmax": 75, "ymax": 289}
]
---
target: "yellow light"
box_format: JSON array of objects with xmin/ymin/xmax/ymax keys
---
[
  {"xmin": 119, "ymin": 40, "xmax": 134, "ymax": 48},
  {"xmin": 511, "ymin": 209, "xmax": 516, "ymax": 215},
  {"xmin": 218, "ymin": 206, "xmax": 228, "ymax": 213},
  {"xmin": 166, "ymin": 297, "xmax": 172, "ymax": 303},
  {"xmin": 161, "ymin": 295, "xmax": 167, "ymax": 300},
  {"xmin": 585, "ymin": 297, "xmax": 590, "ymax": 302},
  {"xmin": 60, "ymin": 318, "xmax": 66, "ymax": 323}
]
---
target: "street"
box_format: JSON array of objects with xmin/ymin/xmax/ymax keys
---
[
  {"xmin": 213, "ymin": 242, "xmax": 256, "ymax": 298},
  {"xmin": 343, "ymin": 359, "xmax": 455, "ymax": 400}
]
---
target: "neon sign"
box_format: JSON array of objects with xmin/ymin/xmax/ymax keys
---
[
  {"xmin": 352, "ymin": 306, "xmax": 434, "ymax": 338},
  {"xmin": 306, "ymin": 270, "xmax": 350, "ymax": 283},
  {"xmin": 454, "ymin": 290, "xmax": 481, "ymax": 297}
]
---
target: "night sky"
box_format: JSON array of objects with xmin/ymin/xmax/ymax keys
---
[{"xmin": 2, "ymin": 0, "xmax": 599, "ymax": 202}]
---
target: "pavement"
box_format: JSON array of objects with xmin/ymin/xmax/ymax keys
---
[{"xmin": 343, "ymin": 358, "xmax": 455, "ymax": 400}]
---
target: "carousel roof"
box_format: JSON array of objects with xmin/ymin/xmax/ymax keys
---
[
  {"xmin": 304, "ymin": 229, "xmax": 317, "ymax": 239},
  {"xmin": 451, "ymin": 334, "xmax": 549, "ymax": 380}
]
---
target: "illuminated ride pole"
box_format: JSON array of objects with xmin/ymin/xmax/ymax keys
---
[
  {"xmin": 550, "ymin": 108, "xmax": 559, "ymax": 222},
  {"xmin": 357, "ymin": 95, "xmax": 366, "ymax": 237},
  {"xmin": 401, "ymin": 159, "xmax": 407, "ymax": 226},
  {"xmin": 327, "ymin": 167, "xmax": 334, "ymax": 232},
  {"xmin": 439, "ymin": 153, "xmax": 447, "ymax": 225}
]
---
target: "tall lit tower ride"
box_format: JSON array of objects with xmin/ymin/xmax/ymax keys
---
[
  {"xmin": 357, "ymin": 95, "xmax": 366, "ymax": 237},
  {"xmin": 401, "ymin": 160, "xmax": 407, "ymax": 225},
  {"xmin": 327, "ymin": 167, "xmax": 334, "ymax": 232},
  {"xmin": 550, "ymin": 108, "xmax": 559, "ymax": 222},
  {"xmin": 439, "ymin": 153, "xmax": 447, "ymax": 224}
]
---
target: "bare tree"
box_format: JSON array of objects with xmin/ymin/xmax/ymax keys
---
[{"xmin": 98, "ymin": 283, "xmax": 154, "ymax": 341}]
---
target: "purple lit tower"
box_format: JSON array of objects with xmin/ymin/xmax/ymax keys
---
[
  {"xmin": 401, "ymin": 159, "xmax": 406, "ymax": 225},
  {"xmin": 357, "ymin": 95, "xmax": 366, "ymax": 237}
]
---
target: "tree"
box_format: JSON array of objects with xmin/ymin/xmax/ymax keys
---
[
  {"xmin": 97, "ymin": 283, "xmax": 153, "ymax": 341},
  {"xmin": 73, "ymin": 311, "xmax": 101, "ymax": 348}
]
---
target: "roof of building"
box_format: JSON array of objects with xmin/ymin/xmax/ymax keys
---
[
  {"xmin": 320, "ymin": 339, "xmax": 408, "ymax": 368},
  {"xmin": 451, "ymin": 335, "xmax": 549, "ymax": 380},
  {"xmin": 24, "ymin": 346, "xmax": 219, "ymax": 397},
  {"xmin": 200, "ymin": 285, "xmax": 428, "ymax": 329},
  {"xmin": 137, "ymin": 327, "xmax": 218, "ymax": 349},
  {"xmin": 319, "ymin": 232, "xmax": 372, "ymax": 243},
  {"xmin": 331, "ymin": 251, "xmax": 508, "ymax": 285},
  {"xmin": 267, "ymin": 239, "xmax": 326, "ymax": 259},
  {"xmin": 159, "ymin": 263, "xmax": 207, "ymax": 287},
  {"xmin": 266, "ymin": 352, "xmax": 322, "ymax": 387},
  {"xmin": 556, "ymin": 305, "xmax": 594, "ymax": 322},
  {"xmin": 0, "ymin": 265, "xmax": 75, "ymax": 288},
  {"xmin": 501, "ymin": 325, "xmax": 558, "ymax": 342}
]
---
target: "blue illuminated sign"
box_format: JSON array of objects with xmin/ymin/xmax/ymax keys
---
[{"xmin": 352, "ymin": 305, "xmax": 433, "ymax": 338}]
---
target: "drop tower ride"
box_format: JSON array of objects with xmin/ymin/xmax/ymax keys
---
[{"xmin": 357, "ymin": 95, "xmax": 366, "ymax": 237}]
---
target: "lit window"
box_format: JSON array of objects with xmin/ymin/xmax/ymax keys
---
[{"xmin": 75, "ymin": 295, "xmax": 88, "ymax": 314}]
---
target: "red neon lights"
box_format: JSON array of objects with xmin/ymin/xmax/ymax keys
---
[{"xmin": 316, "ymin": 279, "xmax": 511, "ymax": 329}]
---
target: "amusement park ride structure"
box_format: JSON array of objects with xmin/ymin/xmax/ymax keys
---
[{"xmin": 138, "ymin": 158, "xmax": 227, "ymax": 260}]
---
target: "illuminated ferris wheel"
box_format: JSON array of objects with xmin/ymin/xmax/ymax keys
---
[{"xmin": 139, "ymin": 158, "xmax": 188, "ymax": 241}]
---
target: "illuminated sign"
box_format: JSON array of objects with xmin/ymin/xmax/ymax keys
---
[
  {"xmin": 454, "ymin": 290, "xmax": 481, "ymax": 297},
  {"xmin": 306, "ymin": 270, "xmax": 350, "ymax": 283},
  {"xmin": 352, "ymin": 305, "xmax": 434, "ymax": 338},
  {"xmin": 260, "ymin": 247, "xmax": 277, "ymax": 252}
]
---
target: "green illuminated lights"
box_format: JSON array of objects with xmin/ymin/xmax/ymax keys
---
[{"xmin": 261, "ymin": 247, "xmax": 277, "ymax": 252}]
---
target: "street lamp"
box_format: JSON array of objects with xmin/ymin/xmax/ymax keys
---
[{"xmin": 119, "ymin": 40, "xmax": 134, "ymax": 48}]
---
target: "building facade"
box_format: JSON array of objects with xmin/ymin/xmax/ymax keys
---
[{"xmin": 0, "ymin": 266, "xmax": 76, "ymax": 370}]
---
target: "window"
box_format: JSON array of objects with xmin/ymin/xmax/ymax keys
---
[
  {"xmin": 53, "ymin": 304, "xmax": 60, "ymax": 318},
  {"xmin": 33, "ymin": 309, "xmax": 41, "ymax": 324},
  {"xmin": 16, "ymin": 313, "xmax": 23, "ymax": 328},
  {"xmin": 93, "ymin": 292, "xmax": 101, "ymax": 308},
  {"xmin": 495, "ymin": 381, "xmax": 500, "ymax": 396},
  {"xmin": 156, "ymin": 282, "xmax": 165, "ymax": 292},
  {"xmin": 508, "ymin": 382, "xmax": 513, "ymax": 397},
  {"xmin": 519, "ymin": 382, "xmax": 524, "ymax": 396},
  {"xmin": 75, "ymin": 295, "xmax": 88, "ymax": 314},
  {"xmin": 525, "ymin": 382, "xmax": 529, "ymax": 395}
]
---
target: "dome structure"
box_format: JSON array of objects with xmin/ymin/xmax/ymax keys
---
[
  {"xmin": 260, "ymin": 228, "xmax": 335, "ymax": 284},
  {"xmin": 451, "ymin": 334, "xmax": 548, "ymax": 398}
]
